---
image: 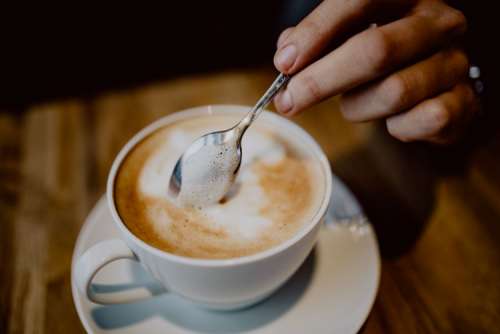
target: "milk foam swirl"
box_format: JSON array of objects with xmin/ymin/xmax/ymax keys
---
[{"xmin": 115, "ymin": 114, "xmax": 325, "ymax": 259}]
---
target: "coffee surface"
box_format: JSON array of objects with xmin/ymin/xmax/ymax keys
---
[{"xmin": 115, "ymin": 113, "xmax": 326, "ymax": 259}]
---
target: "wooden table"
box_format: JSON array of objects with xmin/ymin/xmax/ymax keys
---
[{"xmin": 1, "ymin": 68, "xmax": 499, "ymax": 333}]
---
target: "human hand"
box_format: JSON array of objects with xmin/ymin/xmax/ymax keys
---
[{"xmin": 274, "ymin": 0, "xmax": 479, "ymax": 144}]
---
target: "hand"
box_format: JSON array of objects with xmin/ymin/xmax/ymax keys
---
[{"xmin": 273, "ymin": 0, "xmax": 479, "ymax": 144}]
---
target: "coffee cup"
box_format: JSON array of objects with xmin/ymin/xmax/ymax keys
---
[{"xmin": 74, "ymin": 105, "xmax": 332, "ymax": 310}]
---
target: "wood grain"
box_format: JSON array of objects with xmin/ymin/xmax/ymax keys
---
[{"xmin": 1, "ymin": 68, "xmax": 499, "ymax": 333}]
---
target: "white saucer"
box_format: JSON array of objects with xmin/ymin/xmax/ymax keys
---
[{"xmin": 71, "ymin": 174, "xmax": 380, "ymax": 334}]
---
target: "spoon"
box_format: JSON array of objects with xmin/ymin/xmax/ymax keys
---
[{"xmin": 169, "ymin": 73, "xmax": 290, "ymax": 206}]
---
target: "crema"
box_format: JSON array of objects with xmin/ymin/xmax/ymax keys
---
[{"xmin": 115, "ymin": 113, "xmax": 326, "ymax": 259}]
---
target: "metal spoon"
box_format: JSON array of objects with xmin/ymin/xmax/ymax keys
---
[{"xmin": 168, "ymin": 73, "xmax": 290, "ymax": 205}]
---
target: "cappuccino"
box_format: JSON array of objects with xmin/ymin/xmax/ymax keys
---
[{"xmin": 115, "ymin": 113, "xmax": 326, "ymax": 259}]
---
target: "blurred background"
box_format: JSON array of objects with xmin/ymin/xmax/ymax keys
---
[{"xmin": 1, "ymin": 1, "xmax": 318, "ymax": 109}]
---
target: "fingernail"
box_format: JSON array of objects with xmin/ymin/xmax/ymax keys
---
[
  {"xmin": 277, "ymin": 28, "xmax": 293, "ymax": 48},
  {"xmin": 274, "ymin": 44, "xmax": 297, "ymax": 72},
  {"xmin": 274, "ymin": 90, "xmax": 293, "ymax": 114}
]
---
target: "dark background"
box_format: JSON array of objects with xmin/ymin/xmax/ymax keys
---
[
  {"xmin": 0, "ymin": 1, "xmax": 496, "ymax": 112},
  {"xmin": 0, "ymin": 1, "xmax": 317, "ymax": 108}
]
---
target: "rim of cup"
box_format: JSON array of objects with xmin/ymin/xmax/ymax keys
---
[{"xmin": 107, "ymin": 105, "xmax": 333, "ymax": 267}]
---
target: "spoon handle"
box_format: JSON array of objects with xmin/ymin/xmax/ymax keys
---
[
  {"xmin": 254, "ymin": 73, "xmax": 290, "ymax": 112},
  {"xmin": 237, "ymin": 73, "xmax": 290, "ymax": 131}
]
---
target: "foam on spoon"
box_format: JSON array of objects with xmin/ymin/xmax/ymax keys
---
[{"xmin": 177, "ymin": 140, "xmax": 240, "ymax": 207}]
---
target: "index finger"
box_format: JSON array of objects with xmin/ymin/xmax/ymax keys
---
[{"xmin": 274, "ymin": 0, "xmax": 415, "ymax": 74}]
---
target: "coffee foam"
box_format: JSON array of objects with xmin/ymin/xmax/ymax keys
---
[
  {"xmin": 177, "ymin": 139, "xmax": 240, "ymax": 207},
  {"xmin": 115, "ymin": 114, "xmax": 325, "ymax": 259}
]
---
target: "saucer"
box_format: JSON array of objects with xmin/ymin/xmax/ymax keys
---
[{"xmin": 71, "ymin": 174, "xmax": 380, "ymax": 333}]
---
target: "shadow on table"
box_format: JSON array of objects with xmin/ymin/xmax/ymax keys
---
[
  {"xmin": 91, "ymin": 248, "xmax": 316, "ymax": 333},
  {"xmin": 331, "ymin": 125, "xmax": 444, "ymax": 259}
]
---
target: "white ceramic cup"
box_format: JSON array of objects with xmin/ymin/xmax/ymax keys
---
[{"xmin": 75, "ymin": 105, "xmax": 332, "ymax": 310}]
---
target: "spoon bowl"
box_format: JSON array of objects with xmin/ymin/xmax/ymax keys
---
[
  {"xmin": 168, "ymin": 127, "xmax": 242, "ymax": 198},
  {"xmin": 168, "ymin": 73, "xmax": 289, "ymax": 206}
]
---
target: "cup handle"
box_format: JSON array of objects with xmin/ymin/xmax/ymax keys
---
[{"xmin": 75, "ymin": 239, "xmax": 161, "ymax": 304}]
